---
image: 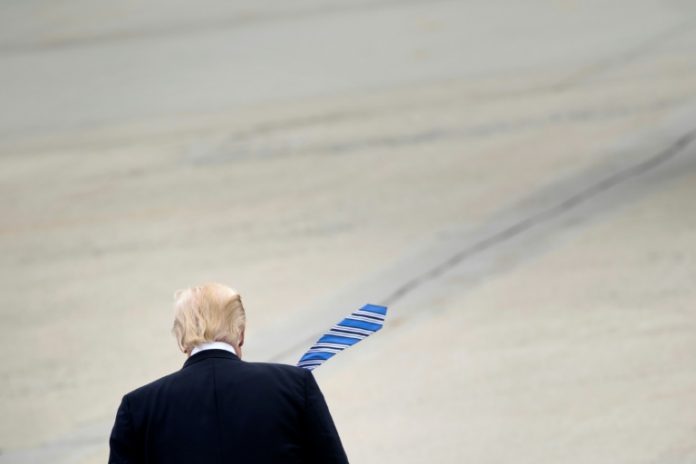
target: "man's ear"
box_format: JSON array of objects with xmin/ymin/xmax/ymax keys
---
[{"xmin": 239, "ymin": 328, "xmax": 245, "ymax": 347}]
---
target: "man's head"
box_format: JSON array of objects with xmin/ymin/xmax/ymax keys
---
[{"xmin": 171, "ymin": 282, "xmax": 246, "ymax": 357}]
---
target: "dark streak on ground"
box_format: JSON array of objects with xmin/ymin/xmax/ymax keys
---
[
  {"xmin": 193, "ymin": 98, "xmax": 683, "ymax": 163},
  {"xmin": 378, "ymin": 128, "xmax": 696, "ymax": 306},
  {"xmin": 268, "ymin": 126, "xmax": 696, "ymax": 363}
]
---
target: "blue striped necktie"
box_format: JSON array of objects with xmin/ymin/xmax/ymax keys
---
[{"xmin": 297, "ymin": 303, "xmax": 388, "ymax": 370}]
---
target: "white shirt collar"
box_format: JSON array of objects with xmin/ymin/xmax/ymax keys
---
[{"xmin": 190, "ymin": 341, "xmax": 237, "ymax": 357}]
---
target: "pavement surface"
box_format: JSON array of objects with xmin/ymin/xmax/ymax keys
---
[{"xmin": 1, "ymin": 1, "xmax": 696, "ymax": 463}]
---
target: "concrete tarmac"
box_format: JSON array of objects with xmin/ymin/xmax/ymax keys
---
[{"xmin": 1, "ymin": 1, "xmax": 696, "ymax": 462}]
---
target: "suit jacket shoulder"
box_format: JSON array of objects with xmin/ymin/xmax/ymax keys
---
[{"xmin": 109, "ymin": 350, "xmax": 349, "ymax": 464}]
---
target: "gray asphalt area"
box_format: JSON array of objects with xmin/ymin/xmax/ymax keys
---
[{"xmin": 1, "ymin": 1, "xmax": 696, "ymax": 462}]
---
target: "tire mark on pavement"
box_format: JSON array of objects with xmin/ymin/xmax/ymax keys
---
[
  {"xmin": 266, "ymin": 125, "xmax": 696, "ymax": 364},
  {"xmin": 379, "ymin": 128, "xmax": 696, "ymax": 306}
]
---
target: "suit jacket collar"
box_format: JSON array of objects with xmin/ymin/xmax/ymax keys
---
[{"xmin": 183, "ymin": 349, "xmax": 241, "ymax": 369}]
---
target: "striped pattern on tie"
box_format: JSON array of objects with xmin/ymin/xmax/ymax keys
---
[{"xmin": 297, "ymin": 303, "xmax": 388, "ymax": 370}]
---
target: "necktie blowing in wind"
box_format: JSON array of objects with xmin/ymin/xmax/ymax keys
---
[{"xmin": 297, "ymin": 303, "xmax": 388, "ymax": 370}]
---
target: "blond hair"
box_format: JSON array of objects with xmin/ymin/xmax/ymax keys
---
[{"xmin": 171, "ymin": 282, "xmax": 246, "ymax": 354}]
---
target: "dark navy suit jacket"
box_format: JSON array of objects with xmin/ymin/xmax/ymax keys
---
[{"xmin": 109, "ymin": 349, "xmax": 349, "ymax": 463}]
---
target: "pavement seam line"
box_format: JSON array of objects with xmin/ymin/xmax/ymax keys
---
[
  {"xmin": 267, "ymin": 126, "xmax": 696, "ymax": 364},
  {"xmin": 380, "ymin": 128, "xmax": 696, "ymax": 306}
]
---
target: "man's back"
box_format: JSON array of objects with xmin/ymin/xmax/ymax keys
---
[{"xmin": 109, "ymin": 349, "xmax": 349, "ymax": 464}]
